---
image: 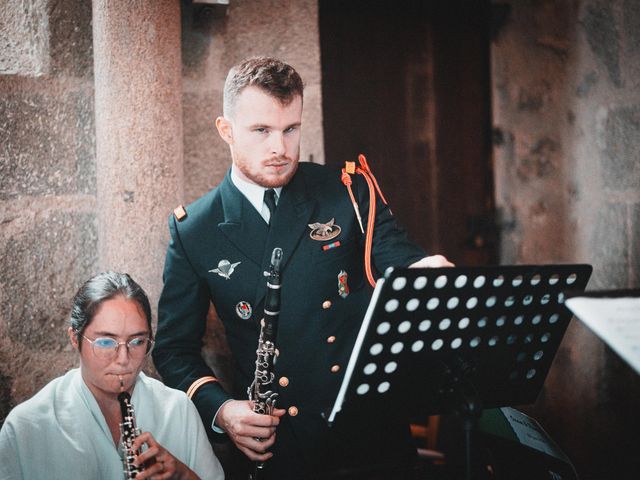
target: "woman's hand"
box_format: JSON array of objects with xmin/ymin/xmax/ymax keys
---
[{"xmin": 132, "ymin": 431, "xmax": 199, "ymax": 480}]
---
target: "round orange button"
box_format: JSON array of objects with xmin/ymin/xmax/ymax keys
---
[
  {"xmin": 331, "ymin": 364, "xmax": 340, "ymax": 373},
  {"xmin": 327, "ymin": 335, "xmax": 336, "ymax": 344},
  {"xmin": 322, "ymin": 300, "xmax": 332, "ymax": 309},
  {"xmin": 288, "ymin": 406, "xmax": 299, "ymax": 416},
  {"xmin": 278, "ymin": 377, "xmax": 289, "ymax": 387}
]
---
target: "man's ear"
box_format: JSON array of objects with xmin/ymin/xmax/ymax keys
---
[
  {"xmin": 215, "ymin": 116, "xmax": 233, "ymax": 145},
  {"xmin": 68, "ymin": 327, "xmax": 79, "ymax": 350}
]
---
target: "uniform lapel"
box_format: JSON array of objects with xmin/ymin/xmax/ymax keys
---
[
  {"xmin": 217, "ymin": 172, "xmax": 269, "ymax": 267},
  {"xmin": 254, "ymin": 169, "xmax": 316, "ymax": 307}
]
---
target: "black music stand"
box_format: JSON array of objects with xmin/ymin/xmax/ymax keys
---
[{"xmin": 325, "ymin": 264, "xmax": 592, "ymax": 480}]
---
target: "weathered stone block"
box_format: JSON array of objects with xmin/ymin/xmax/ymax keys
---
[
  {"xmin": 300, "ymin": 84, "xmax": 325, "ymax": 165},
  {"xmin": 623, "ymin": 0, "xmax": 640, "ymax": 53},
  {"xmin": 181, "ymin": 1, "xmax": 221, "ymax": 75},
  {"xmin": 602, "ymin": 105, "xmax": 640, "ymax": 191},
  {"xmin": 183, "ymin": 92, "xmax": 228, "ymax": 202},
  {"xmin": 0, "ymin": 211, "xmax": 98, "ymax": 352},
  {"xmin": 0, "ymin": 0, "xmax": 49, "ymax": 76},
  {"xmin": 48, "ymin": 0, "xmax": 93, "ymax": 77},
  {"xmin": 582, "ymin": 1, "xmax": 621, "ymax": 87},
  {"xmin": 0, "ymin": 91, "xmax": 95, "ymax": 200},
  {"xmin": 516, "ymin": 136, "xmax": 560, "ymax": 181},
  {"xmin": 517, "ymin": 81, "xmax": 550, "ymax": 112},
  {"xmin": 588, "ymin": 202, "xmax": 629, "ymax": 289},
  {"xmin": 575, "ymin": 71, "xmax": 598, "ymax": 98},
  {"xmin": 223, "ymin": 0, "xmax": 320, "ymax": 74},
  {"xmin": 631, "ymin": 203, "xmax": 640, "ymax": 288}
]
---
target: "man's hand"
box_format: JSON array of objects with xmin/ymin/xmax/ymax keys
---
[
  {"xmin": 410, "ymin": 254, "xmax": 454, "ymax": 268},
  {"xmin": 216, "ymin": 399, "xmax": 286, "ymax": 461}
]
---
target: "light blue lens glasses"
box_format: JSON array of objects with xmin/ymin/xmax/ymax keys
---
[{"xmin": 80, "ymin": 333, "xmax": 154, "ymax": 360}]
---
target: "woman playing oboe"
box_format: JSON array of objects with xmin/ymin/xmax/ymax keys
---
[{"xmin": 0, "ymin": 272, "xmax": 224, "ymax": 480}]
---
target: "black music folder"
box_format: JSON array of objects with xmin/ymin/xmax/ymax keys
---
[{"xmin": 326, "ymin": 264, "xmax": 593, "ymax": 425}]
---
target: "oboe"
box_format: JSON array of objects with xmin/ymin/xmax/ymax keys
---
[
  {"xmin": 248, "ymin": 247, "xmax": 283, "ymax": 480},
  {"xmin": 118, "ymin": 388, "xmax": 145, "ymax": 479}
]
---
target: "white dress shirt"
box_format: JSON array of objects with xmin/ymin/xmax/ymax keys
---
[{"xmin": 231, "ymin": 166, "xmax": 281, "ymax": 224}]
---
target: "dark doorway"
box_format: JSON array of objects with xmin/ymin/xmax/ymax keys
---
[{"xmin": 319, "ymin": 0, "xmax": 496, "ymax": 266}]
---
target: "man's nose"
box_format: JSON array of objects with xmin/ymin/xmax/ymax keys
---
[{"xmin": 269, "ymin": 132, "xmax": 286, "ymax": 156}]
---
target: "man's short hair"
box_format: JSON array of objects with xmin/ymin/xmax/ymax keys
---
[{"xmin": 223, "ymin": 56, "xmax": 304, "ymax": 117}]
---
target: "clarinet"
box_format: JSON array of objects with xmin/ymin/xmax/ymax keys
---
[
  {"xmin": 118, "ymin": 391, "xmax": 145, "ymax": 479},
  {"xmin": 248, "ymin": 247, "xmax": 283, "ymax": 480}
]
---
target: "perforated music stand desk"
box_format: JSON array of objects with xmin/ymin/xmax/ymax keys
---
[{"xmin": 325, "ymin": 264, "xmax": 592, "ymax": 477}]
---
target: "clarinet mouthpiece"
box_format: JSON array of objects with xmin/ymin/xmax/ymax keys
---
[{"xmin": 271, "ymin": 247, "xmax": 283, "ymax": 272}]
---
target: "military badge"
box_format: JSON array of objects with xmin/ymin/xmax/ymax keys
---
[
  {"xmin": 209, "ymin": 259, "xmax": 241, "ymax": 280},
  {"xmin": 338, "ymin": 270, "xmax": 350, "ymax": 298},
  {"xmin": 173, "ymin": 205, "xmax": 187, "ymax": 221},
  {"xmin": 235, "ymin": 301, "xmax": 252, "ymax": 320},
  {"xmin": 309, "ymin": 218, "xmax": 342, "ymax": 241},
  {"xmin": 322, "ymin": 241, "xmax": 341, "ymax": 251}
]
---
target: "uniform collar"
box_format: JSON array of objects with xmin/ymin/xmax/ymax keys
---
[
  {"xmin": 217, "ymin": 165, "xmax": 317, "ymax": 306},
  {"xmin": 230, "ymin": 165, "xmax": 282, "ymax": 222}
]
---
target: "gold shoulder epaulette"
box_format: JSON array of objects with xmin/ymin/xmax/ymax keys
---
[
  {"xmin": 173, "ymin": 205, "xmax": 187, "ymax": 221},
  {"xmin": 345, "ymin": 161, "xmax": 356, "ymax": 174}
]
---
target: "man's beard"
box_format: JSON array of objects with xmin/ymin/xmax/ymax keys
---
[{"xmin": 235, "ymin": 155, "xmax": 299, "ymax": 188}]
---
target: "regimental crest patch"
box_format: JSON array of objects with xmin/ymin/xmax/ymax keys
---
[{"xmin": 235, "ymin": 301, "xmax": 252, "ymax": 320}]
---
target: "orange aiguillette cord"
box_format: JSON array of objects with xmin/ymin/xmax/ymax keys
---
[
  {"xmin": 356, "ymin": 154, "xmax": 388, "ymax": 205},
  {"xmin": 340, "ymin": 154, "xmax": 389, "ymax": 288}
]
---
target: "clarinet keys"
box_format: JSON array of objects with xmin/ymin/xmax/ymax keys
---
[{"xmin": 118, "ymin": 392, "xmax": 145, "ymax": 479}]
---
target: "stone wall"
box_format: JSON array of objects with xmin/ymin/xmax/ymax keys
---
[
  {"xmin": 0, "ymin": 0, "xmax": 96, "ymax": 421},
  {"xmin": 491, "ymin": 0, "xmax": 640, "ymax": 477},
  {"xmin": 0, "ymin": 0, "xmax": 50, "ymax": 76}
]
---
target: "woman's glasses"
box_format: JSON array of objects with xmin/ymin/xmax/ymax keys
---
[{"xmin": 79, "ymin": 333, "xmax": 154, "ymax": 360}]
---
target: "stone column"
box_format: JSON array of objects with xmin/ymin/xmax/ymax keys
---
[{"xmin": 92, "ymin": 0, "xmax": 183, "ymax": 306}]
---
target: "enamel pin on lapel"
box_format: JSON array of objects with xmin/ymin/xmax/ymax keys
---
[
  {"xmin": 338, "ymin": 270, "xmax": 350, "ymax": 298},
  {"xmin": 209, "ymin": 259, "xmax": 241, "ymax": 280},
  {"xmin": 309, "ymin": 218, "xmax": 341, "ymax": 241},
  {"xmin": 235, "ymin": 301, "xmax": 252, "ymax": 320}
]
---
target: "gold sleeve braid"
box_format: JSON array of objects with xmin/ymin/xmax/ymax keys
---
[{"xmin": 186, "ymin": 376, "xmax": 218, "ymax": 399}]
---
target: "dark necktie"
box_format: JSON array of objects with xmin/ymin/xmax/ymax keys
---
[{"xmin": 264, "ymin": 189, "xmax": 278, "ymax": 225}]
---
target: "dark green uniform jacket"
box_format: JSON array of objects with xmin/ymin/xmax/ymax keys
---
[{"xmin": 154, "ymin": 162, "xmax": 426, "ymax": 478}]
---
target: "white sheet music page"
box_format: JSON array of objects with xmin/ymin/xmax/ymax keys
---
[
  {"xmin": 565, "ymin": 294, "xmax": 640, "ymax": 374},
  {"xmin": 326, "ymin": 276, "xmax": 386, "ymax": 424}
]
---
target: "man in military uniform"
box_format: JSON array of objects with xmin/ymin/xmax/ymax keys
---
[{"xmin": 153, "ymin": 57, "xmax": 452, "ymax": 479}]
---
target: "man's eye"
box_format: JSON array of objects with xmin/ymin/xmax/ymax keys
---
[
  {"xmin": 255, "ymin": 128, "xmax": 267, "ymax": 133},
  {"xmin": 284, "ymin": 126, "xmax": 296, "ymax": 134},
  {"xmin": 95, "ymin": 338, "xmax": 117, "ymax": 348},
  {"xmin": 129, "ymin": 338, "xmax": 146, "ymax": 348}
]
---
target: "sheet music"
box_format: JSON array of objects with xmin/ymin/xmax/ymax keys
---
[
  {"xmin": 500, "ymin": 407, "xmax": 568, "ymax": 461},
  {"xmin": 565, "ymin": 295, "xmax": 640, "ymax": 374},
  {"xmin": 326, "ymin": 277, "xmax": 386, "ymax": 424}
]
